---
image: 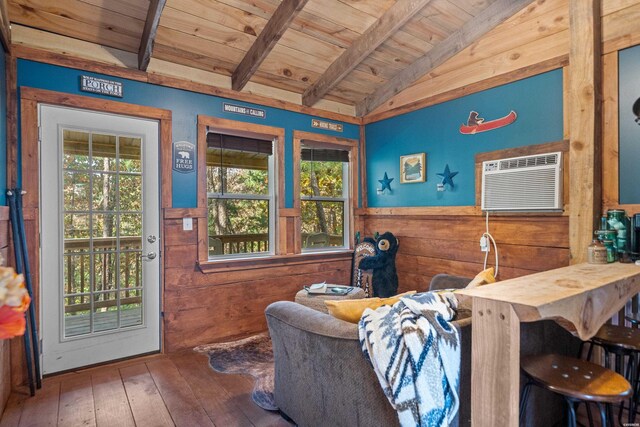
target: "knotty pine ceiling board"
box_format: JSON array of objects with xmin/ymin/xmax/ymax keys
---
[
  {"xmin": 8, "ymin": 0, "xmax": 504, "ymax": 107},
  {"xmin": 9, "ymin": 0, "xmax": 148, "ymax": 52}
]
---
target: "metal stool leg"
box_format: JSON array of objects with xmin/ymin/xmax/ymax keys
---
[
  {"xmin": 586, "ymin": 342, "xmax": 594, "ymax": 361},
  {"xmin": 597, "ymin": 403, "xmax": 607, "ymax": 427},
  {"xmin": 565, "ymin": 398, "xmax": 577, "ymax": 427},
  {"xmin": 519, "ymin": 381, "xmax": 533, "ymax": 426}
]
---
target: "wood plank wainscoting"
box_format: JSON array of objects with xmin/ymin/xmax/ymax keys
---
[
  {"xmin": 162, "ymin": 208, "xmax": 352, "ymax": 352},
  {"xmin": 0, "ymin": 207, "xmax": 11, "ymax": 416},
  {"xmin": 362, "ymin": 213, "xmax": 569, "ymax": 293}
]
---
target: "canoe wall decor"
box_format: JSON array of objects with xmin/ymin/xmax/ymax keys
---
[{"xmin": 460, "ymin": 110, "xmax": 517, "ymax": 134}]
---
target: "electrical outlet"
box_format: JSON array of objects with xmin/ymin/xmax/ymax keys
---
[{"xmin": 480, "ymin": 236, "xmax": 489, "ymax": 252}]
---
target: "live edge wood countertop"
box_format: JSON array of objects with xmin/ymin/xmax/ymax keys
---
[
  {"xmin": 457, "ymin": 263, "xmax": 640, "ymax": 427},
  {"xmin": 458, "ymin": 262, "xmax": 640, "ymax": 340}
]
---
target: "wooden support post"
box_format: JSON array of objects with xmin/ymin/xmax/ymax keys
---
[
  {"xmin": 471, "ymin": 298, "xmax": 521, "ymax": 427},
  {"xmin": 568, "ymin": 0, "xmax": 602, "ymax": 264},
  {"xmin": 6, "ymin": 54, "xmax": 16, "ymax": 189},
  {"xmin": 0, "ymin": 0, "xmax": 10, "ymax": 54}
]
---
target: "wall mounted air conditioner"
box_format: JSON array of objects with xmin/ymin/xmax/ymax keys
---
[{"xmin": 481, "ymin": 151, "xmax": 563, "ymax": 212}]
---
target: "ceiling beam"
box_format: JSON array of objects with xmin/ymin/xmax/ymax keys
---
[
  {"xmin": 302, "ymin": 0, "xmax": 432, "ymax": 108},
  {"xmin": 0, "ymin": 0, "xmax": 11, "ymax": 53},
  {"xmin": 138, "ymin": 0, "xmax": 167, "ymax": 71},
  {"xmin": 232, "ymin": 0, "xmax": 310, "ymax": 92},
  {"xmin": 356, "ymin": 0, "xmax": 536, "ymax": 117}
]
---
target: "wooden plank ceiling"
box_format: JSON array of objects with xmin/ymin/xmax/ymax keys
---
[{"xmin": 8, "ymin": 0, "xmax": 537, "ymax": 116}]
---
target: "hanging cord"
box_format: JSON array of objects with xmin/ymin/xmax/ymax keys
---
[{"xmin": 482, "ymin": 211, "xmax": 499, "ymax": 277}]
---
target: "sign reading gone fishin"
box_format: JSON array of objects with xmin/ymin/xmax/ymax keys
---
[{"xmin": 311, "ymin": 119, "xmax": 343, "ymax": 132}]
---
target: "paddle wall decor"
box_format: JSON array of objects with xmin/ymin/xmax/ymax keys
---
[{"xmin": 459, "ymin": 110, "xmax": 517, "ymax": 135}]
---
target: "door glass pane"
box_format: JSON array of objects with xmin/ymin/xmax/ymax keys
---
[
  {"xmin": 93, "ymin": 252, "xmax": 117, "ymax": 292},
  {"xmin": 64, "ymin": 172, "xmax": 90, "ymax": 211},
  {"xmin": 119, "ymin": 137, "xmax": 141, "ymax": 172},
  {"xmin": 120, "ymin": 290, "xmax": 142, "ymax": 328},
  {"xmin": 120, "ymin": 214, "xmax": 142, "ymax": 237},
  {"xmin": 64, "ymin": 214, "xmax": 90, "ymax": 239},
  {"xmin": 62, "ymin": 128, "xmax": 147, "ymax": 338},
  {"xmin": 119, "ymin": 175, "xmax": 142, "ymax": 211},
  {"xmin": 63, "ymin": 130, "xmax": 90, "ymax": 170},
  {"xmin": 119, "ymin": 252, "xmax": 141, "ymax": 289},
  {"xmin": 92, "ymin": 134, "xmax": 117, "ymax": 172},
  {"xmin": 92, "ymin": 213, "xmax": 117, "ymax": 251},
  {"xmin": 93, "ymin": 291, "xmax": 119, "ymax": 332},
  {"xmin": 92, "ymin": 172, "xmax": 117, "ymax": 211}
]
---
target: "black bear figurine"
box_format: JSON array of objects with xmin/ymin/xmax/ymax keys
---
[{"xmin": 358, "ymin": 231, "xmax": 399, "ymax": 298}]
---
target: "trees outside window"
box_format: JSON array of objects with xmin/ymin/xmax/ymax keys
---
[
  {"xmin": 206, "ymin": 132, "xmax": 275, "ymax": 258},
  {"xmin": 300, "ymin": 146, "xmax": 350, "ymax": 250}
]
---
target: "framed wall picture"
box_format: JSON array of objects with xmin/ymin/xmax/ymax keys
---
[{"xmin": 400, "ymin": 153, "xmax": 426, "ymax": 183}]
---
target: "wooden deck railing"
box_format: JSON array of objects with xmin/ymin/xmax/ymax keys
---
[
  {"xmin": 63, "ymin": 236, "xmax": 142, "ymax": 315},
  {"xmin": 208, "ymin": 232, "xmax": 343, "ymax": 255}
]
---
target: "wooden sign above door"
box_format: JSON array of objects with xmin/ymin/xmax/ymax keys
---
[{"xmin": 80, "ymin": 75, "xmax": 123, "ymax": 98}]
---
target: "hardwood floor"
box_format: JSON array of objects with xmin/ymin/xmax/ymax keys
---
[{"xmin": 0, "ymin": 352, "xmax": 292, "ymax": 427}]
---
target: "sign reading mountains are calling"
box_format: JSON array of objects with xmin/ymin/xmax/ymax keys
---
[
  {"xmin": 173, "ymin": 141, "xmax": 195, "ymax": 174},
  {"xmin": 80, "ymin": 75, "xmax": 123, "ymax": 97},
  {"xmin": 223, "ymin": 102, "xmax": 266, "ymax": 119}
]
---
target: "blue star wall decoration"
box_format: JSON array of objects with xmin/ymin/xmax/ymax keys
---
[
  {"xmin": 437, "ymin": 164, "xmax": 459, "ymax": 189},
  {"xmin": 378, "ymin": 172, "xmax": 394, "ymax": 192}
]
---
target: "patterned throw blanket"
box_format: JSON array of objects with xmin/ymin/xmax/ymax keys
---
[{"xmin": 358, "ymin": 291, "xmax": 460, "ymax": 427}]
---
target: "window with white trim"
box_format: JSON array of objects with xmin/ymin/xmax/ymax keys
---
[
  {"xmin": 206, "ymin": 131, "xmax": 275, "ymax": 258},
  {"xmin": 300, "ymin": 144, "xmax": 350, "ymax": 251}
]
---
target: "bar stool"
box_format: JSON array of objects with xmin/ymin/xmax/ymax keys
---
[
  {"xmin": 587, "ymin": 324, "xmax": 640, "ymax": 423},
  {"xmin": 520, "ymin": 353, "xmax": 632, "ymax": 426}
]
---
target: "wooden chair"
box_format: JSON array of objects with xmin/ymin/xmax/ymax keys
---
[
  {"xmin": 520, "ymin": 353, "xmax": 632, "ymax": 426},
  {"xmin": 208, "ymin": 237, "xmax": 223, "ymax": 255},
  {"xmin": 305, "ymin": 232, "xmax": 329, "ymax": 248}
]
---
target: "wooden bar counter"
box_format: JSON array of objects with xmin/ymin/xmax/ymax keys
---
[{"xmin": 457, "ymin": 263, "xmax": 640, "ymax": 426}]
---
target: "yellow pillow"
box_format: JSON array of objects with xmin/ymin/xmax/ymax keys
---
[
  {"xmin": 455, "ymin": 267, "xmax": 497, "ymax": 311},
  {"xmin": 325, "ymin": 291, "xmax": 416, "ymax": 323},
  {"xmin": 465, "ymin": 267, "xmax": 496, "ymax": 289}
]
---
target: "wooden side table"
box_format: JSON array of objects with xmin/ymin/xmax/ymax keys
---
[{"xmin": 295, "ymin": 287, "xmax": 366, "ymax": 314}]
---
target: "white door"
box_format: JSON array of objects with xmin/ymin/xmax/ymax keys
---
[{"xmin": 40, "ymin": 105, "xmax": 161, "ymax": 374}]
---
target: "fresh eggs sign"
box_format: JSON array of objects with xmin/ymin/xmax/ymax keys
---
[
  {"xmin": 173, "ymin": 141, "xmax": 195, "ymax": 174},
  {"xmin": 80, "ymin": 75, "xmax": 123, "ymax": 97}
]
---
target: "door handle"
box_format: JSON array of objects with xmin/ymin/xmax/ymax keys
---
[{"xmin": 141, "ymin": 251, "xmax": 157, "ymax": 260}]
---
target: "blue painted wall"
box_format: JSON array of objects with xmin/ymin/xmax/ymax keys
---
[
  {"xmin": 16, "ymin": 60, "xmax": 358, "ymax": 208},
  {"xmin": 619, "ymin": 44, "xmax": 640, "ymax": 204},
  {"xmin": 365, "ymin": 70, "xmax": 564, "ymax": 207},
  {"xmin": 0, "ymin": 49, "xmax": 6, "ymax": 206}
]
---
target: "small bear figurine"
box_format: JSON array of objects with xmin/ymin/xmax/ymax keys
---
[{"xmin": 358, "ymin": 231, "xmax": 399, "ymax": 298}]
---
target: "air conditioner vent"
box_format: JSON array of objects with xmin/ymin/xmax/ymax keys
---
[
  {"xmin": 482, "ymin": 151, "xmax": 562, "ymax": 212},
  {"xmin": 499, "ymin": 154, "xmax": 558, "ymax": 170}
]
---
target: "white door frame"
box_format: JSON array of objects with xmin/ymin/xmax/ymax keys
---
[{"xmin": 39, "ymin": 104, "xmax": 161, "ymax": 374}]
